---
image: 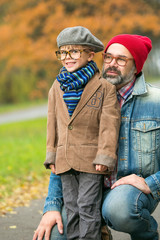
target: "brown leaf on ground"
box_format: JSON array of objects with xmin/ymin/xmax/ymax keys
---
[{"xmin": 9, "ymin": 225, "xmax": 17, "ymax": 229}]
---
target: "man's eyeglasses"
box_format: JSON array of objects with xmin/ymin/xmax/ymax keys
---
[
  {"xmin": 102, "ymin": 53, "xmax": 133, "ymax": 66},
  {"xmin": 55, "ymin": 49, "xmax": 89, "ymax": 60}
]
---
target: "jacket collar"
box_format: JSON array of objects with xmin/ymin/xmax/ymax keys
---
[
  {"xmin": 132, "ymin": 73, "xmax": 147, "ymax": 96},
  {"xmin": 69, "ymin": 72, "xmax": 101, "ymax": 123}
]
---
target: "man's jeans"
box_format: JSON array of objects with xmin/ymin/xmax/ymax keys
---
[
  {"xmin": 102, "ymin": 184, "xmax": 159, "ymax": 240},
  {"xmin": 43, "ymin": 184, "xmax": 159, "ymax": 240}
]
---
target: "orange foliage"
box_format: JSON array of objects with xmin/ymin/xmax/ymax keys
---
[
  {"xmin": 1, "ymin": 0, "xmax": 160, "ymax": 69},
  {"xmin": 0, "ymin": 0, "xmax": 160, "ymax": 102}
]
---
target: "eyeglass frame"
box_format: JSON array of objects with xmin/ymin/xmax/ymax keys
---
[
  {"xmin": 55, "ymin": 48, "xmax": 91, "ymax": 60},
  {"xmin": 102, "ymin": 53, "xmax": 134, "ymax": 66}
]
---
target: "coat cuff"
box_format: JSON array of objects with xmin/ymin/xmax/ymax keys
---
[
  {"xmin": 145, "ymin": 175, "xmax": 160, "ymax": 200},
  {"xmin": 43, "ymin": 199, "xmax": 62, "ymax": 214},
  {"xmin": 44, "ymin": 152, "xmax": 56, "ymax": 169},
  {"xmin": 93, "ymin": 154, "xmax": 116, "ymax": 171}
]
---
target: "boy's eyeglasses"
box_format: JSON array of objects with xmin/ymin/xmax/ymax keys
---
[
  {"xmin": 102, "ymin": 53, "xmax": 133, "ymax": 66},
  {"xmin": 55, "ymin": 49, "xmax": 89, "ymax": 60}
]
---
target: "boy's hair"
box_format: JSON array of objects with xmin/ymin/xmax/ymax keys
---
[{"xmin": 57, "ymin": 26, "xmax": 104, "ymax": 53}]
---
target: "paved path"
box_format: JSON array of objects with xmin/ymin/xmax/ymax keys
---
[
  {"xmin": 0, "ymin": 198, "xmax": 45, "ymax": 240},
  {"xmin": 0, "ymin": 104, "xmax": 47, "ymax": 125},
  {"xmin": 0, "ymin": 197, "xmax": 160, "ymax": 240}
]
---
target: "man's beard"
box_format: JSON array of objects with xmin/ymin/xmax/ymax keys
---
[{"xmin": 102, "ymin": 65, "xmax": 136, "ymax": 86}]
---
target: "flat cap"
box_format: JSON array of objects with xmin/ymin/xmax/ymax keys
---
[{"xmin": 57, "ymin": 26, "xmax": 104, "ymax": 52}]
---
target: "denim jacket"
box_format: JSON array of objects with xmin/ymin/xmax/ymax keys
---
[
  {"xmin": 43, "ymin": 73, "xmax": 160, "ymax": 214},
  {"xmin": 118, "ymin": 73, "xmax": 160, "ymax": 200}
]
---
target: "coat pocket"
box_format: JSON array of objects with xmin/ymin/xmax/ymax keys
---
[{"xmin": 131, "ymin": 120, "xmax": 160, "ymax": 153}]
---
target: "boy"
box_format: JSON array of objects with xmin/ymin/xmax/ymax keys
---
[{"xmin": 44, "ymin": 26, "xmax": 120, "ymax": 240}]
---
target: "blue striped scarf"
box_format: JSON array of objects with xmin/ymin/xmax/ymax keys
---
[{"xmin": 56, "ymin": 61, "xmax": 98, "ymax": 117}]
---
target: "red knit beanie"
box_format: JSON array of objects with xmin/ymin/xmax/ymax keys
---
[{"xmin": 104, "ymin": 34, "xmax": 152, "ymax": 74}]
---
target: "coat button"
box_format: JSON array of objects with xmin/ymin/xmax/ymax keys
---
[{"xmin": 68, "ymin": 125, "xmax": 73, "ymax": 130}]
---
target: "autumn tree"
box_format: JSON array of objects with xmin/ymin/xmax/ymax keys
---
[{"xmin": 0, "ymin": 0, "xmax": 160, "ymax": 103}]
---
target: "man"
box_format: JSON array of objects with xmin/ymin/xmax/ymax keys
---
[{"xmin": 33, "ymin": 34, "xmax": 160, "ymax": 240}]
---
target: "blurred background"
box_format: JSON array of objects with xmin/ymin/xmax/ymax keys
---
[
  {"xmin": 0, "ymin": 0, "xmax": 160, "ymax": 215},
  {"xmin": 0, "ymin": 0, "xmax": 160, "ymax": 105}
]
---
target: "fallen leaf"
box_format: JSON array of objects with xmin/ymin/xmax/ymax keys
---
[
  {"xmin": 0, "ymin": 174, "xmax": 49, "ymax": 216},
  {"xmin": 9, "ymin": 225, "xmax": 17, "ymax": 229}
]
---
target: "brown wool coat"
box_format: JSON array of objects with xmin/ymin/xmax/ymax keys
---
[{"xmin": 44, "ymin": 72, "xmax": 121, "ymax": 175}]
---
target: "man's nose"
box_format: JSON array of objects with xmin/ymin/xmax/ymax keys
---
[{"xmin": 109, "ymin": 58, "xmax": 118, "ymax": 67}]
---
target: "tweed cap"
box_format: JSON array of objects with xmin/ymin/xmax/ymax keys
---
[{"xmin": 57, "ymin": 26, "xmax": 104, "ymax": 52}]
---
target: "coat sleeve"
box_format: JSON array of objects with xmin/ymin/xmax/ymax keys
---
[
  {"xmin": 145, "ymin": 171, "xmax": 160, "ymax": 201},
  {"xmin": 44, "ymin": 84, "xmax": 57, "ymax": 169},
  {"xmin": 93, "ymin": 82, "xmax": 121, "ymax": 171},
  {"xmin": 43, "ymin": 172, "xmax": 63, "ymax": 213}
]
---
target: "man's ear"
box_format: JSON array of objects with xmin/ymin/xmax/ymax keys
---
[
  {"xmin": 133, "ymin": 63, "xmax": 137, "ymax": 75},
  {"xmin": 88, "ymin": 52, "xmax": 95, "ymax": 61},
  {"xmin": 134, "ymin": 68, "xmax": 137, "ymax": 75}
]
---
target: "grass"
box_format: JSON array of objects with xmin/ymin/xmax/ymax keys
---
[{"xmin": 0, "ymin": 117, "xmax": 50, "ymax": 214}]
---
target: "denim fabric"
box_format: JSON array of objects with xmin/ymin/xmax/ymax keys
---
[
  {"xmin": 102, "ymin": 185, "xmax": 159, "ymax": 240},
  {"xmin": 117, "ymin": 74, "xmax": 160, "ymax": 200},
  {"xmin": 43, "ymin": 172, "xmax": 63, "ymax": 214}
]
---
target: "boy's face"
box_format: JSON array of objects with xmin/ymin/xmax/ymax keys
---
[{"xmin": 60, "ymin": 45, "xmax": 94, "ymax": 72}]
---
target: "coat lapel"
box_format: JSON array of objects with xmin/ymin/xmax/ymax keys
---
[{"xmin": 69, "ymin": 73, "xmax": 101, "ymax": 123}]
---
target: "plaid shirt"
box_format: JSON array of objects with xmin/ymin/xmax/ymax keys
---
[{"xmin": 104, "ymin": 78, "xmax": 136, "ymax": 188}]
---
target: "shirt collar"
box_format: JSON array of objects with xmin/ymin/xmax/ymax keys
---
[{"xmin": 117, "ymin": 78, "xmax": 136, "ymax": 101}]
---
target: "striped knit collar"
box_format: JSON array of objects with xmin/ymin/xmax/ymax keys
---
[
  {"xmin": 56, "ymin": 61, "xmax": 99, "ymax": 117},
  {"xmin": 56, "ymin": 60, "xmax": 98, "ymax": 90}
]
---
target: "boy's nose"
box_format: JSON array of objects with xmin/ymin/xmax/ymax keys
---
[{"xmin": 65, "ymin": 52, "xmax": 71, "ymax": 59}]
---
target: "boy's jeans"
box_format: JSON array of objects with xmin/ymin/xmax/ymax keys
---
[
  {"xmin": 102, "ymin": 184, "xmax": 159, "ymax": 240},
  {"xmin": 61, "ymin": 171, "xmax": 102, "ymax": 240}
]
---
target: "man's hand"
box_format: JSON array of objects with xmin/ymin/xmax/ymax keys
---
[
  {"xmin": 111, "ymin": 174, "xmax": 151, "ymax": 194},
  {"xmin": 96, "ymin": 164, "xmax": 108, "ymax": 172},
  {"xmin": 32, "ymin": 211, "xmax": 63, "ymax": 240}
]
